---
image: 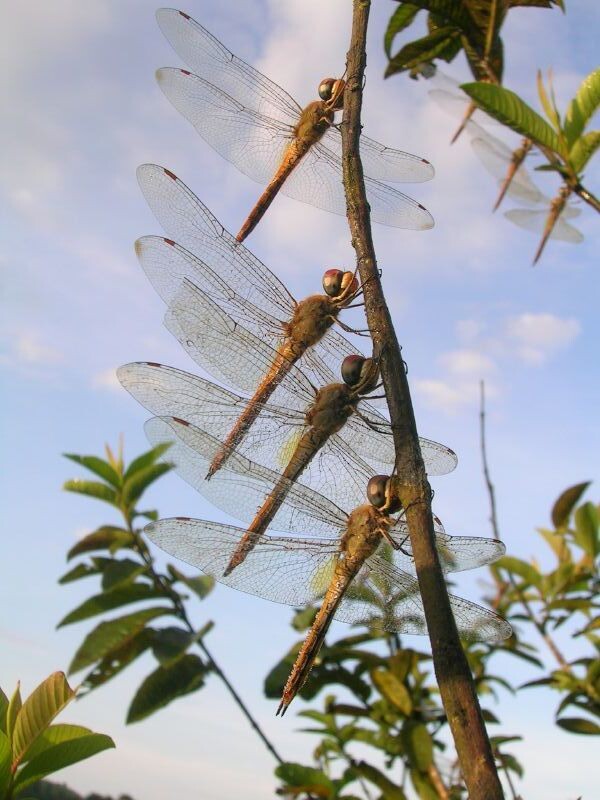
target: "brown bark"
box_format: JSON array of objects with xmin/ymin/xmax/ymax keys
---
[{"xmin": 340, "ymin": 2, "xmax": 504, "ymax": 797}]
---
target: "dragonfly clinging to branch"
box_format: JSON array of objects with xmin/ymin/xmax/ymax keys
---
[
  {"xmin": 142, "ymin": 422, "xmax": 510, "ymax": 714},
  {"xmin": 154, "ymin": 9, "xmax": 435, "ymax": 240}
]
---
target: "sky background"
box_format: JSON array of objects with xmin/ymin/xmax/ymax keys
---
[{"xmin": 1, "ymin": 1, "xmax": 599, "ymax": 798}]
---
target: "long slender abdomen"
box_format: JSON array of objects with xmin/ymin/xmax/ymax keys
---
[{"xmin": 236, "ymin": 138, "xmax": 311, "ymax": 242}]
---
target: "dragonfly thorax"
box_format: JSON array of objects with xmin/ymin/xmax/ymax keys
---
[
  {"xmin": 340, "ymin": 504, "xmax": 392, "ymax": 565},
  {"xmin": 287, "ymin": 294, "xmax": 339, "ymax": 352},
  {"xmin": 295, "ymin": 101, "xmax": 336, "ymax": 143},
  {"xmin": 306, "ymin": 382, "xmax": 355, "ymax": 435}
]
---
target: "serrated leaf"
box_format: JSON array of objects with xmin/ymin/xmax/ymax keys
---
[
  {"xmin": 12, "ymin": 673, "xmax": 75, "ymax": 769},
  {"xmin": 69, "ymin": 608, "xmax": 171, "ymax": 673},
  {"xmin": 556, "ymin": 716, "xmax": 600, "ymax": 735},
  {"xmin": 63, "ymin": 454, "xmax": 121, "ymax": 488},
  {"xmin": 573, "ymin": 503, "xmax": 599, "ymax": 557},
  {"xmin": 63, "ymin": 479, "xmax": 118, "ymax": 506},
  {"xmin": 385, "ymin": 27, "xmax": 462, "ymax": 77},
  {"xmin": 12, "ymin": 733, "xmax": 115, "ymax": 794},
  {"xmin": 462, "ymin": 82, "xmax": 561, "ymax": 152},
  {"xmin": 123, "ymin": 442, "xmax": 172, "ymax": 482},
  {"xmin": 371, "ymin": 669, "xmax": 412, "ymax": 715},
  {"xmin": 122, "ymin": 463, "xmax": 172, "ymax": 506},
  {"xmin": 67, "ymin": 527, "xmax": 134, "ymax": 560},
  {"xmin": 58, "ymin": 563, "xmax": 99, "ymax": 585},
  {"xmin": 126, "ymin": 654, "xmax": 207, "ymax": 723},
  {"xmin": 81, "ymin": 628, "xmax": 154, "ymax": 692},
  {"xmin": 384, "ymin": 4, "xmax": 420, "ymax": 57},
  {"xmin": 102, "ymin": 558, "xmax": 147, "ymax": 591},
  {"xmin": 537, "ymin": 70, "xmax": 560, "ymax": 129},
  {"xmin": 552, "ymin": 482, "xmax": 591, "ymax": 528},
  {"xmin": 58, "ymin": 584, "xmax": 164, "ymax": 627},
  {"xmin": 569, "ymin": 130, "xmax": 600, "ymax": 172},
  {"xmin": 564, "ymin": 67, "xmax": 600, "ymax": 145},
  {"xmin": 275, "ymin": 762, "xmax": 335, "ymax": 796}
]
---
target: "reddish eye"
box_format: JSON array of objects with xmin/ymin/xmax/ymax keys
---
[
  {"xmin": 322, "ymin": 269, "xmax": 344, "ymax": 296},
  {"xmin": 318, "ymin": 78, "xmax": 335, "ymax": 100},
  {"xmin": 367, "ymin": 475, "xmax": 389, "ymax": 508},
  {"xmin": 341, "ymin": 355, "xmax": 366, "ymax": 386}
]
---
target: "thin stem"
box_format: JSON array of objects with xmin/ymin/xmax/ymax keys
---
[
  {"xmin": 572, "ymin": 182, "xmax": 600, "ymax": 213},
  {"xmin": 341, "ymin": 4, "xmax": 504, "ymax": 798},
  {"xmin": 428, "ymin": 762, "xmax": 450, "ymax": 799},
  {"xmin": 478, "ymin": 382, "xmax": 571, "ymax": 672},
  {"xmin": 124, "ymin": 512, "xmax": 284, "ymax": 764}
]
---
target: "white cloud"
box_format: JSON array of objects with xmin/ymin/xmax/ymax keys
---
[
  {"xmin": 92, "ymin": 368, "xmax": 121, "ymax": 392},
  {"xmin": 439, "ymin": 348, "xmax": 496, "ymax": 377},
  {"xmin": 506, "ymin": 312, "xmax": 581, "ymax": 365},
  {"xmin": 13, "ymin": 332, "xmax": 63, "ymax": 365}
]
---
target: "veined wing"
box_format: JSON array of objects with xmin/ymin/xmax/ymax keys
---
[
  {"xmin": 387, "ymin": 521, "xmax": 505, "ymax": 574},
  {"xmin": 136, "ymin": 164, "xmax": 380, "ymax": 386},
  {"xmin": 156, "ymin": 8, "xmax": 302, "ymax": 124},
  {"xmin": 157, "ymin": 67, "xmax": 433, "ymax": 231},
  {"xmin": 341, "ymin": 413, "xmax": 458, "ymax": 477},
  {"xmin": 504, "ymin": 209, "xmax": 584, "ymax": 243},
  {"xmin": 137, "ymin": 163, "xmax": 296, "ymax": 320},
  {"xmin": 319, "ymin": 128, "xmax": 434, "ymax": 183},
  {"xmin": 145, "ymin": 416, "xmax": 347, "ymax": 537},
  {"xmin": 338, "ymin": 556, "xmax": 512, "ymax": 643},
  {"xmin": 165, "ymin": 278, "xmax": 315, "ymax": 412}
]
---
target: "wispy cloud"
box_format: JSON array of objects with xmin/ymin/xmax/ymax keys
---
[
  {"xmin": 506, "ymin": 312, "xmax": 581, "ymax": 365},
  {"xmin": 92, "ymin": 368, "xmax": 121, "ymax": 392}
]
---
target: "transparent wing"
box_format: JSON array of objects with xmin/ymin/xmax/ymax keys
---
[
  {"xmin": 343, "ymin": 556, "xmax": 512, "ymax": 643},
  {"xmin": 320, "ymin": 128, "xmax": 435, "ymax": 183},
  {"xmin": 144, "ymin": 416, "xmax": 347, "ymax": 536},
  {"xmin": 157, "ymin": 68, "xmax": 433, "ymax": 231},
  {"xmin": 164, "ymin": 278, "xmax": 315, "ymax": 412},
  {"xmin": 146, "ymin": 517, "xmax": 343, "ymax": 606},
  {"xmin": 137, "ymin": 163, "xmax": 296, "ymax": 320},
  {"xmin": 469, "ymin": 130, "xmax": 544, "ymax": 206},
  {"xmin": 156, "ymin": 8, "xmax": 302, "ymax": 123},
  {"xmin": 136, "ymin": 164, "xmax": 385, "ymax": 387},
  {"xmin": 504, "ymin": 209, "xmax": 584, "ymax": 243},
  {"xmin": 428, "ymin": 87, "xmax": 501, "ymax": 127}
]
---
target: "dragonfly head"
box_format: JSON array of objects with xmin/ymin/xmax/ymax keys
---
[
  {"xmin": 322, "ymin": 269, "xmax": 358, "ymax": 302},
  {"xmin": 318, "ymin": 77, "xmax": 345, "ymax": 111},
  {"xmin": 341, "ymin": 355, "xmax": 380, "ymax": 395},
  {"xmin": 366, "ymin": 475, "xmax": 403, "ymax": 515}
]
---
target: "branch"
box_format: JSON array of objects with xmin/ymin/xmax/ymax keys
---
[{"xmin": 340, "ymin": 3, "xmax": 504, "ymax": 798}]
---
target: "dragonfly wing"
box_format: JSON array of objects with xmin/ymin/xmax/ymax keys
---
[
  {"xmin": 469, "ymin": 133, "xmax": 544, "ymax": 206},
  {"xmin": 342, "ymin": 413, "xmax": 458, "ymax": 477},
  {"xmin": 320, "ymin": 128, "xmax": 434, "ymax": 183},
  {"xmin": 156, "ymin": 68, "xmax": 293, "ymax": 185},
  {"xmin": 136, "ymin": 164, "xmax": 296, "ymax": 319},
  {"xmin": 282, "ymin": 142, "xmax": 434, "ymax": 230},
  {"xmin": 504, "ymin": 209, "xmax": 584, "ymax": 243},
  {"xmin": 146, "ymin": 517, "xmax": 342, "ymax": 607},
  {"xmin": 145, "ymin": 416, "xmax": 347, "ymax": 536},
  {"xmin": 356, "ymin": 556, "xmax": 512, "ymax": 643},
  {"xmin": 156, "ymin": 9, "xmax": 302, "ymax": 124},
  {"xmin": 165, "ymin": 278, "xmax": 315, "ymax": 411},
  {"xmin": 428, "ymin": 88, "xmax": 500, "ymax": 128}
]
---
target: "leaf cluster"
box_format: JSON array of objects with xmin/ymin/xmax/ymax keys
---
[
  {"xmin": 60, "ymin": 442, "xmax": 215, "ymax": 724},
  {"xmin": 0, "ymin": 673, "xmax": 113, "ymax": 800}
]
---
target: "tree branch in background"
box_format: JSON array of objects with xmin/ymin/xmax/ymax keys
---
[{"xmin": 341, "ymin": 2, "xmax": 504, "ymax": 797}]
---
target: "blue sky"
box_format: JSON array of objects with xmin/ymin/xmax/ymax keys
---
[{"xmin": 1, "ymin": 1, "xmax": 599, "ymax": 798}]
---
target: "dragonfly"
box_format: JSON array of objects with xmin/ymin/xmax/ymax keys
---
[
  {"xmin": 153, "ymin": 8, "xmax": 435, "ymax": 241},
  {"xmin": 141, "ymin": 419, "xmax": 510, "ymax": 714},
  {"xmin": 119, "ymin": 280, "xmax": 456, "ymax": 571},
  {"xmin": 468, "ymin": 123, "xmax": 583, "ymax": 262}
]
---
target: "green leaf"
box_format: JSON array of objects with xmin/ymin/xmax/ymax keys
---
[
  {"xmin": 384, "ymin": 4, "xmax": 420, "ymax": 57},
  {"xmin": 573, "ymin": 503, "xmax": 599, "ymax": 557},
  {"xmin": 58, "ymin": 563, "xmax": 99, "ymax": 584},
  {"xmin": 127, "ymin": 654, "xmax": 207, "ymax": 723},
  {"xmin": 536, "ymin": 70, "xmax": 560, "ymax": 129},
  {"xmin": 102, "ymin": 558, "xmax": 147, "ymax": 591},
  {"xmin": 556, "ymin": 716, "xmax": 600, "ymax": 735},
  {"xmin": 81, "ymin": 629, "xmax": 154, "ymax": 692},
  {"xmin": 0, "ymin": 687, "xmax": 8, "ymax": 734},
  {"xmin": 292, "ymin": 606, "xmax": 319, "ymax": 632},
  {"xmin": 67, "ymin": 527, "xmax": 135, "ymax": 560},
  {"xmin": 7, "ymin": 683, "xmax": 22, "ymax": 741},
  {"xmin": 354, "ymin": 761, "xmax": 407, "ymax": 800},
  {"xmin": 69, "ymin": 607, "xmax": 171, "ymax": 673},
  {"xmin": 371, "ymin": 669, "xmax": 412, "ymax": 714},
  {"xmin": 21, "ymin": 723, "xmax": 92, "ymax": 762},
  {"xmin": 12, "ymin": 733, "xmax": 115, "ymax": 794},
  {"xmin": 402, "ymin": 721, "xmax": 433, "ymax": 771},
  {"xmin": 385, "ymin": 27, "xmax": 462, "ymax": 77},
  {"xmin": 410, "ymin": 769, "xmax": 439, "ymax": 800},
  {"xmin": 168, "ymin": 566, "xmax": 215, "ymax": 601},
  {"xmin": 552, "ymin": 482, "xmax": 590, "ymax": 528},
  {"xmin": 12, "ymin": 673, "xmax": 75, "ymax": 769},
  {"xmin": 58, "ymin": 584, "xmax": 164, "ymax": 627},
  {"xmin": 63, "ymin": 454, "xmax": 121, "ymax": 488},
  {"xmin": 496, "ymin": 556, "xmax": 541, "ymax": 587},
  {"xmin": 151, "ymin": 627, "xmax": 194, "ymax": 665},
  {"xmin": 122, "ymin": 463, "xmax": 172, "ymax": 507},
  {"xmin": 123, "ymin": 442, "xmax": 172, "ymax": 482},
  {"xmin": 275, "ymin": 762, "xmax": 335, "ymax": 797},
  {"xmin": 461, "ymin": 82, "xmax": 561, "ymax": 152},
  {"xmin": 63, "ymin": 479, "xmax": 118, "ymax": 506},
  {"xmin": 0, "ymin": 731, "xmax": 11, "ymax": 798},
  {"xmin": 564, "ymin": 67, "xmax": 600, "ymax": 145},
  {"xmin": 569, "ymin": 130, "xmax": 600, "ymax": 172}
]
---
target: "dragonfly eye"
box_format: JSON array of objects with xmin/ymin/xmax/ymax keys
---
[
  {"xmin": 341, "ymin": 354, "xmax": 366, "ymax": 386},
  {"xmin": 322, "ymin": 269, "xmax": 357, "ymax": 298},
  {"xmin": 367, "ymin": 475, "xmax": 403, "ymax": 514},
  {"xmin": 318, "ymin": 78, "xmax": 336, "ymax": 101}
]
